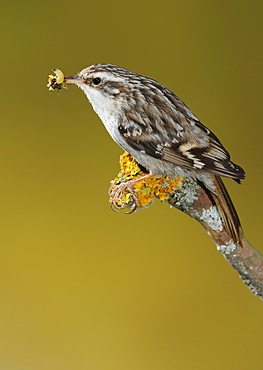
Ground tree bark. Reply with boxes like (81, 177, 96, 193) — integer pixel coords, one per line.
(168, 179, 263, 300)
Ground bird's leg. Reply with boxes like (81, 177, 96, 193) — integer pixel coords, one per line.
(109, 173, 154, 213)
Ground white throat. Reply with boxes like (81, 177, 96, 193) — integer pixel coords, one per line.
(78, 83, 122, 143)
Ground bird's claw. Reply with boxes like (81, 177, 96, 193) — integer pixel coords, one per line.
(109, 182, 139, 214)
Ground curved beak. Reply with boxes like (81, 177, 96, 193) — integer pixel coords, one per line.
(64, 75, 83, 84)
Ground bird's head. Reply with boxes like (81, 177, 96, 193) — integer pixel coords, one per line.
(72, 64, 141, 95)
(65, 64, 163, 117)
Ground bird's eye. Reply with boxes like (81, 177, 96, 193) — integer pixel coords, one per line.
(92, 77, 102, 85)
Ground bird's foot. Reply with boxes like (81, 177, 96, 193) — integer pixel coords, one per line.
(108, 173, 153, 214)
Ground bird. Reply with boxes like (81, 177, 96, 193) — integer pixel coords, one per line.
(65, 63, 245, 244)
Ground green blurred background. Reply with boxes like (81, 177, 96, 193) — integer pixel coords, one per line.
(1, 0, 262, 369)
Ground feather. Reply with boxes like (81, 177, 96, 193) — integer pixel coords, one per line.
(208, 176, 242, 244)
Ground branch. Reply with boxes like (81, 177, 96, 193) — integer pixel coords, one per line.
(168, 179, 263, 299)
(109, 152, 263, 300)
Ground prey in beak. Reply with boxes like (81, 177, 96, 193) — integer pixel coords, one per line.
(47, 69, 83, 91)
(47, 69, 68, 91)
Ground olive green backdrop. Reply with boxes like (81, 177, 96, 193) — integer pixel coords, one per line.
(1, 0, 262, 369)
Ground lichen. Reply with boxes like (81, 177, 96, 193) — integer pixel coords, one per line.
(172, 178, 200, 211)
(200, 206, 223, 231)
(217, 241, 236, 255)
(110, 152, 183, 210)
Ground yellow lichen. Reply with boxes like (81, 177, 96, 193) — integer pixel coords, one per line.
(110, 152, 183, 210)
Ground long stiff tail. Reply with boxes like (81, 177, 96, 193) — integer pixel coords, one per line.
(209, 176, 242, 245)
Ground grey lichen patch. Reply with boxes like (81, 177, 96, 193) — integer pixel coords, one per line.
(173, 179, 200, 211)
(200, 206, 223, 231)
(217, 241, 236, 255)
(238, 269, 262, 299)
(245, 280, 262, 299)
